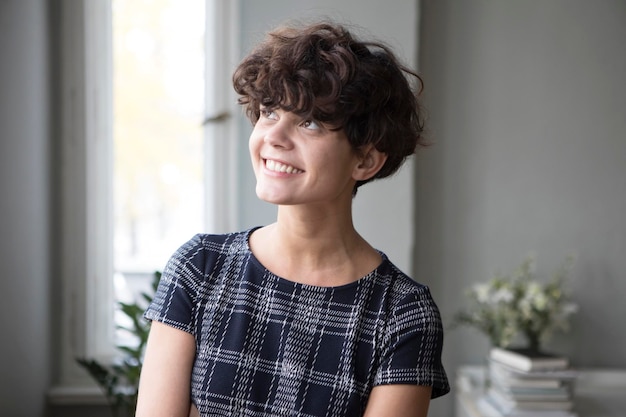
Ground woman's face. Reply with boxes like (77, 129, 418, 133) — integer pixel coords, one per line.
(249, 107, 361, 207)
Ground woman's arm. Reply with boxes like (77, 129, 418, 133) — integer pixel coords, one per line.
(363, 384, 432, 417)
(135, 321, 196, 417)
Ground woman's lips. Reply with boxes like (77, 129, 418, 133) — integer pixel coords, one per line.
(264, 159, 303, 174)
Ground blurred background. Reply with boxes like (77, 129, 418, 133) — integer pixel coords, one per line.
(1, 0, 624, 416)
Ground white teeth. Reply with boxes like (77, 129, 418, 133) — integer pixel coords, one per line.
(265, 159, 302, 174)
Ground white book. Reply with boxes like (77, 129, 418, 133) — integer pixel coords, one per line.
(491, 385, 571, 402)
(487, 387, 574, 412)
(490, 363, 565, 388)
(489, 359, 578, 380)
(490, 347, 570, 372)
(479, 395, 578, 417)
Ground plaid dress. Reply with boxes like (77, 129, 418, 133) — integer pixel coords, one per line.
(145, 228, 449, 416)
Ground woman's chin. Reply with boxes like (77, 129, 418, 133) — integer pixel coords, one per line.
(255, 188, 291, 205)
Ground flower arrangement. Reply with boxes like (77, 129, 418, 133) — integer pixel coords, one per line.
(451, 255, 578, 351)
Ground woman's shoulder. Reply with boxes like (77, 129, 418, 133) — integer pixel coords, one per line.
(374, 256, 444, 340)
(176, 227, 258, 257)
(375, 255, 438, 308)
(164, 227, 259, 277)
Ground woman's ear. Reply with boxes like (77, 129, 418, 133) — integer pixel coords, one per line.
(352, 145, 388, 182)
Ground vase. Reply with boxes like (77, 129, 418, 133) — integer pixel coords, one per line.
(523, 329, 542, 352)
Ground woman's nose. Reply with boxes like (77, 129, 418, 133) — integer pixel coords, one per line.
(264, 121, 293, 148)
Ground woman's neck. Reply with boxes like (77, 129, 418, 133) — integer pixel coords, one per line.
(249, 205, 381, 287)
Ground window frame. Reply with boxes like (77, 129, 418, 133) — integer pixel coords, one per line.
(49, 0, 240, 403)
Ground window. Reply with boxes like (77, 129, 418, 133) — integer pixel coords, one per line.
(52, 0, 239, 395)
(112, 0, 207, 344)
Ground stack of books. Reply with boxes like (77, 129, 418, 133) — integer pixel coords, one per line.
(479, 347, 578, 417)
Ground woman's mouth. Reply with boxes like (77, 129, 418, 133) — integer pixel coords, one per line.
(264, 159, 303, 174)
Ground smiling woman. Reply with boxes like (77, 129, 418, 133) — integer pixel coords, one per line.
(136, 20, 449, 417)
(249, 107, 364, 207)
(233, 23, 428, 194)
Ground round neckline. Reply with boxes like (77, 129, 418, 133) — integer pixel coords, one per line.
(244, 226, 387, 291)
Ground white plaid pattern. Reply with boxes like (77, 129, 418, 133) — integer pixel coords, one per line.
(145, 228, 449, 416)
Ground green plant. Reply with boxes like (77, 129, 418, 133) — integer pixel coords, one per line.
(451, 255, 578, 350)
(76, 271, 160, 417)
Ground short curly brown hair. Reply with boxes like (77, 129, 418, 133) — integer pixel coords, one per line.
(233, 21, 427, 191)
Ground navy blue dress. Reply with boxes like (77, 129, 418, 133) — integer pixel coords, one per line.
(145, 228, 449, 416)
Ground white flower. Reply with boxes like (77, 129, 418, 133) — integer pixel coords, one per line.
(452, 254, 578, 349)
(492, 288, 514, 304)
(473, 283, 491, 303)
(533, 292, 549, 311)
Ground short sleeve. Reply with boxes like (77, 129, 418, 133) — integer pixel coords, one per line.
(143, 234, 205, 335)
(374, 286, 450, 398)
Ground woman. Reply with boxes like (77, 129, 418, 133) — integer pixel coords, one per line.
(136, 20, 449, 417)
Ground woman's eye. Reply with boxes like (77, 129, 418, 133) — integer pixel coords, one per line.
(302, 120, 320, 130)
(260, 109, 277, 120)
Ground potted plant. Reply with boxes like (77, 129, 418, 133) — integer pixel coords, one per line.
(451, 255, 578, 351)
(76, 271, 160, 417)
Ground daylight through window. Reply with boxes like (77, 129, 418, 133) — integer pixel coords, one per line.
(112, 0, 206, 343)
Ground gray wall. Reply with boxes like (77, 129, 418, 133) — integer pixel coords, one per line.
(2, 1, 625, 416)
(0, 1, 52, 416)
(417, 1, 626, 415)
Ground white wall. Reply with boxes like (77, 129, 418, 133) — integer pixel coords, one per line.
(235, 0, 419, 273)
(418, 1, 626, 415)
(0, 1, 52, 416)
